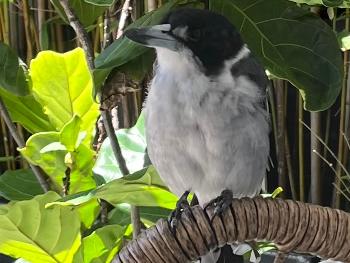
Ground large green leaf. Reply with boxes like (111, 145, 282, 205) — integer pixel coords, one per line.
(0, 88, 54, 133)
(19, 117, 96, 194)
(0, 192, 81, 263)
(76, 225, 127, 263)
(51, 0, 107, 27)
(48, 166, 178, 210)
(0, 43, 28, 96)
(211, 0, 343, 111)
(30, 48, 99, 133)
(0, 169, 45, 201)
(94, 112, 147, 182)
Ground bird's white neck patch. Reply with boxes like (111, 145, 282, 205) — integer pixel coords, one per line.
(226, 44, 250, 67)
(216, 45, 250, 85)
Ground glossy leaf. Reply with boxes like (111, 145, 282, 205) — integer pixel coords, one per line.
(51, 0, 107, 27)
(30, 48, 99, 134)
(94, 112, 146, 182)
(0, 169, 44, 201)
(48, 166, 178, 210)
(0, 192, 81, 263)
(78, 225, 126, 263)
(211, 0, 343, 111)
(0, 42, 28, 95)
(0, 88, 53, 133)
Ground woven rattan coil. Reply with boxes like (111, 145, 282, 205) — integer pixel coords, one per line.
(113, 197, 350, 262)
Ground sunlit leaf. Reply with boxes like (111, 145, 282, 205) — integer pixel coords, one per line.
(48, 166, 177, 210)
(0, 192, 81, 263)
(19, 117, 96, 194)
(30, 48, 99, 136)
(76, 225, 127, 263)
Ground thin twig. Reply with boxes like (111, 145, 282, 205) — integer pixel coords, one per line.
(102, 110, 129, 175)
(58, 0, 94, 70)
(0, 98, 49, 191)
(116, 0, 131, 39)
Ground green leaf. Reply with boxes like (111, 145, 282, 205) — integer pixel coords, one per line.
(338, 30, 350, 51)
(78, 225, 126, 263)
(118, 50, 156, 82)
(94, 112, 146, 182)
(30, 48, 99, 134)
(0, 192, 81, 263)
(51, 0, 107, 27)
(60, 115, 83, 151)
(19, 119, 96, 194)
(95, 166, 177, 209)
(211, 0, 343, 111)
(77, 199, 100, 229)
(0, 42, 28, 96)
(48, 166, 178, 210)
(108, 204, 171, 227)
(84, 0, 114, 6)
(0, 169, 45, 201)
(0, 88, 54, 133)
(94, 1, 175, 69)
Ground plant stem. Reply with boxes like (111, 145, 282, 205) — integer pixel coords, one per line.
(0, 98, 49, 191)
(117, 0, 131, 39)
(37, 0, 45, 50)
(310, 112, 322, 204)
(275, 79, 287, 195)
(334, 9, 350, 208)
(285, 128, 297, 200)
(22, 0, 33, 63)
(298, 95, 305, 201)
(147, 0, 158, 11)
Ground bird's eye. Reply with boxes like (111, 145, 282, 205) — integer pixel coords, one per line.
(189, 29, 201, 41)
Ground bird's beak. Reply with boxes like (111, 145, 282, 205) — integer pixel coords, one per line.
(124, 24, 181, 51)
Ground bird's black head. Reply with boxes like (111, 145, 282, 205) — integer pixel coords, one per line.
(125, 8, 244, 75)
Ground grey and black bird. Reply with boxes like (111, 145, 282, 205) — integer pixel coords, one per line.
(125, 8, 270, 263)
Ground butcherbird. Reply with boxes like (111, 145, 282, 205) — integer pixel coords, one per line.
(125, 8, 270, 263)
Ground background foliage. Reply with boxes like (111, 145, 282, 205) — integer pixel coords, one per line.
(0, 0, 349, 262)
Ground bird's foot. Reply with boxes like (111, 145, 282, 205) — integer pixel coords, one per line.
(206, 189, 233, 220)
(168, 190, 190, 231)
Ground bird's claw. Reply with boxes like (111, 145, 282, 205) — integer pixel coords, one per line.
(169, 191, 190, 232)
(206, 189, 233, 220)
